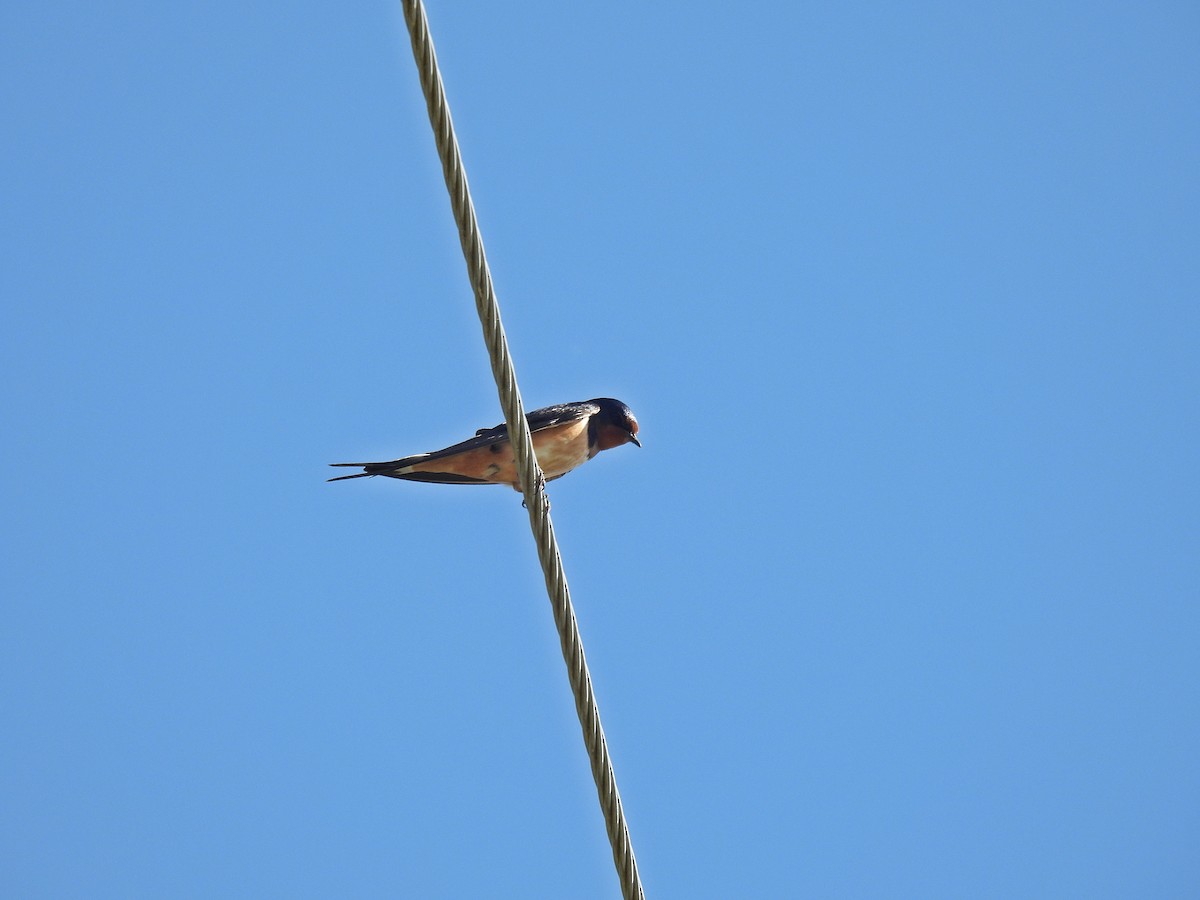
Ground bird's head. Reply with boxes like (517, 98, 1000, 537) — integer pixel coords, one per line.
(593, 398, 641, 450)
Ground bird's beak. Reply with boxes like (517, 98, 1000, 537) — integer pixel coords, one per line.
(629, 433, 642, 448)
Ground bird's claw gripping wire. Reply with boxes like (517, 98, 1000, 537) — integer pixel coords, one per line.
(522, 471, 549, 511)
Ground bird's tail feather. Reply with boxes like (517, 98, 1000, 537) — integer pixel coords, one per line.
(327, 460, 389, 482)
(327, 470, 375, 482)
(328, 457, 417, 482)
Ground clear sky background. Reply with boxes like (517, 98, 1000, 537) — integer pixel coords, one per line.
(3, 2, 1198, 898)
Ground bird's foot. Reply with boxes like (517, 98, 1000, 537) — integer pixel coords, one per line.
(521, 472, 549, 511)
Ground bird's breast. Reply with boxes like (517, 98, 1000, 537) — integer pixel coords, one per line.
(531, 417, 593, 480)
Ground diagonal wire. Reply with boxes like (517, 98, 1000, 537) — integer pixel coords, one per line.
(399, 3, 645, 898)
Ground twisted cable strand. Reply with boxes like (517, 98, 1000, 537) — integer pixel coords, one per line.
(400, 4, 645, 898)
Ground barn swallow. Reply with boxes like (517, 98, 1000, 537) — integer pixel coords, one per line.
(328, 398, 640, 489)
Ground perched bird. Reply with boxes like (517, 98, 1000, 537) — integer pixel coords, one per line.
(329, 398, 640, 489)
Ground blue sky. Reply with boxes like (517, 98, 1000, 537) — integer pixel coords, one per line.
(3, 2, 1198, 897)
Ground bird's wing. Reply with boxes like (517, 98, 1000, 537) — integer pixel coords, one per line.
(472, 400, 601, 440)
